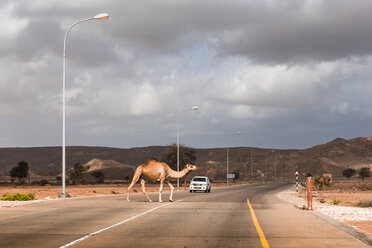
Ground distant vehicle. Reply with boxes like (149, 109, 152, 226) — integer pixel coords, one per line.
(189, 176, 211, 193)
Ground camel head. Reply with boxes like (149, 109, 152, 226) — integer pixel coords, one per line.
(185, 164, 198, 171)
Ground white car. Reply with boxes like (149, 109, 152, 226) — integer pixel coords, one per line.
(190, 176, 211, 193)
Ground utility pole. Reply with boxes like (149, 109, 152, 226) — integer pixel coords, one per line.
(250, 148, 253, 182)
(265, 153, 268, 181)
(250, 143, 262, 183)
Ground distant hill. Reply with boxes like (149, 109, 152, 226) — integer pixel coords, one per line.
(83, 159, 135, 183)
(0, 137, 371, 182)
(85, 159, 135, 172)
(0, 146, 166, 177)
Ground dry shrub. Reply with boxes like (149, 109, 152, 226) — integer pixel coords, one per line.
(358, 183, 372, 191)
(357, 200, 372, 207)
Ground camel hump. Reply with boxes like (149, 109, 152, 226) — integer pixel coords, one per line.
(144, 158, 159, 164)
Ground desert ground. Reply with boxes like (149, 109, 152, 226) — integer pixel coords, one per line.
(304, 179, 372, 207)
(0, 181, 248, 199)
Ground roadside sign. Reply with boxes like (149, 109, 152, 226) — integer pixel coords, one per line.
(227, 174, 235, 179)
(295, 171, 299, 176)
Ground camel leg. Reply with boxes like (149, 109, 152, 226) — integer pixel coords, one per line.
(127, 178, 139, 202)
(127, 168, 142, 202)
(140, 179, 152, 202)
(158, 179, 164, 203)
(167, 181, 174, 202)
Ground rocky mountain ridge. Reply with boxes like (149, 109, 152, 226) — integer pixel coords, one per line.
(0, 137, 371, 181)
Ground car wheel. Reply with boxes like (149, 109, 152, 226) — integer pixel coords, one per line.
(190, 190, 192, 193)
(208, 188, 211, 193)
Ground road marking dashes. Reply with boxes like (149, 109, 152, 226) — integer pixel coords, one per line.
(59, 199, 183, 248)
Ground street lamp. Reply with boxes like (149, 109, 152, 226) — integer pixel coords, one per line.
(177, 106, 199, 190)
(60, 13, 109, 198)
(250, 142, 262, 183)
(227, 132, 241, 186)
(265, 149, 274, 182)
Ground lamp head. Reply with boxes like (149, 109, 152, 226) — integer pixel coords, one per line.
(94, 13, 109, 22)
(192, 106, 199, 111)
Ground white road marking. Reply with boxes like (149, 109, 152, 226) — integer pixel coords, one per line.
(59, 200, 182, 248)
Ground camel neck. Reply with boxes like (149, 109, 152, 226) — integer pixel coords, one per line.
(169, 168, 189, 178)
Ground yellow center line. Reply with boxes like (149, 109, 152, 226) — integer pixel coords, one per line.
(247, 198, 270, 248)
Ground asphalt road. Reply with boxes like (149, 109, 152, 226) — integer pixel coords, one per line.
(0, 183, 370, 248)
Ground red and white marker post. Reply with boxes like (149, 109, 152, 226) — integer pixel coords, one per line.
(306, 176, 313, 210)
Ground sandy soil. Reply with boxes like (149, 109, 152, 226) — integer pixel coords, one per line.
(313, 191, 372, 207)
(1, 184, 162, 199)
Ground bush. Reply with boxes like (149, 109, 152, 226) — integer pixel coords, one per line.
(9, 161, 29, 183)
(319, 198, 325, 203)
(313, 176, 320, 188)
(91, 171, 105, 184)
(358, 183, 372, 191)
(342, 168, 356, 179)
(359, 167, 371, 181)
(39, 180, 49, 186)
(31, 180, 51, 186)
(332, 200, 341, 205)
(357, 200, 372, 208)
(1, 193, 35, 201)
(68, 162, 89, 185)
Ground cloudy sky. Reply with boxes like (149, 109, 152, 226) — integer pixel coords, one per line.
(1, 0, 372, 149)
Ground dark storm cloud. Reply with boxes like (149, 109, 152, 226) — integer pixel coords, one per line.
(10, 0, 372, 63)
(14, 20, 61, 60)
(1, 0, 372, 149)
(96, 0, 372, 63)
(217, 0, 372, 63)
(67, 35, 118, 67)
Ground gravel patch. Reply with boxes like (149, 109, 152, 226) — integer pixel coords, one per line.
(316, 204, 372, 222)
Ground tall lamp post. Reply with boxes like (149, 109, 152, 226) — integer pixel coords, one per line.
(177, 106, 199, 190)
(250, 142, 262, 183)
(60, 13, 109, 198)
(266, 150, 274, 181)
(227, 132, 241, 186)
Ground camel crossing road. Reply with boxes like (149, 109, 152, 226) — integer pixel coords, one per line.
(127, 158, 197, 203)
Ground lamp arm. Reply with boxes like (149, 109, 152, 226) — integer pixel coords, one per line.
(63, 17, 95, 57)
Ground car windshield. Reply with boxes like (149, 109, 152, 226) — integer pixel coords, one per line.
(192, 178, 206, 182)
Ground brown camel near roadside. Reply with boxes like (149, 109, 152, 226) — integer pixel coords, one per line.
(127, 158, 197, 202)
(322, 173, 333, 184)
(315, 173, 333, 190)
